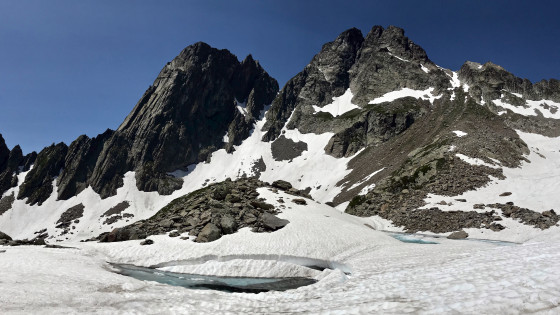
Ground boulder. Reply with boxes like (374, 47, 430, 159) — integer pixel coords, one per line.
(220, 215, 237, 235)
(447, 230, 469, 239)
(0, 231, 12, 241)
(140, 239, 154, 245)
(292, 198, 307, 205)
(261, 213, 289, 231)
(272, 180, 293, 191)
(196, 223, 221, 243)
(250, 200, 275, 210)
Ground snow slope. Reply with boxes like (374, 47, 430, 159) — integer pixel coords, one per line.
(2, 186, 560, 313)
(369, 87, 442, 105)
(312, 88, 360, 117)
(422, 130, 560, 242)
(493, 97, 560, 119)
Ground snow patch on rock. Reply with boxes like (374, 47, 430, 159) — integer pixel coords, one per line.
(312, 88, 360, 117)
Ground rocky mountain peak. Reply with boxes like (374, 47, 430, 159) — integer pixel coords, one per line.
(263, 25, 451, 141)
(359, 25, 430, 64)
(333, 27, 364, 46)
(0, 134, 9, 171)
(457, 59, 560, 103)
(13, 42, 278, 204)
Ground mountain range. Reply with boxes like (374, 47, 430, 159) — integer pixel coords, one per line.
(1, 25, 559, 243)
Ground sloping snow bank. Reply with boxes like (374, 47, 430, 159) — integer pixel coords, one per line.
(421, 131, 560, 242)
(82, 188, 397, 272)
(369, 87, 442, 105)
(312, 88, 360, 117)
(493, 97, 560, 119)
(2, 220, 560, 313)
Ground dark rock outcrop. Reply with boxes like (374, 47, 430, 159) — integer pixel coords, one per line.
(53, 42, 277, 199)
(262, 28, 364, 141)
(57, 130, 114, 200)
(56, 204, 85, 232)
(18, 143, 68, 205)
(9, 42, 278, 201)
(102, 201, 130, 217)
(0, 193, 15, 216)
(0, 230, 12, 241)
(271, 136, 308, 161)
(262, 25, 450, 145)
(98, 178, 293, 243)
(0, 145, 23, 195)
(458, 61, 560, 103)
(0, 135, 9, 171)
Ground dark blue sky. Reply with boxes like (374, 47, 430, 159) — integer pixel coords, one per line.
(1, 0, 559, 153)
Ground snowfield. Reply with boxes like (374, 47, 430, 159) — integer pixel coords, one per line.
(1, 190, 560, 313)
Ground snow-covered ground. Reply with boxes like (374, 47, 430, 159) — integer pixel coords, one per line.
(0, 102, 360, 242)
(312, 88, 360, 117)
(422, 130, 560, 243)
(1, 188, 559, 314)
(493, 96, 560, 119)
(369, 87, 442, 105)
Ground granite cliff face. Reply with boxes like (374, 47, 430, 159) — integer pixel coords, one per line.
(13, 43, 278, 204)
(0, 135, 36, 202)
(263, 26, 450, 142)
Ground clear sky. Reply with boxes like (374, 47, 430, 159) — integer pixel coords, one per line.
(1, 0, 559, 153)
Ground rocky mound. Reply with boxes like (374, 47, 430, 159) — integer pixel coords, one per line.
(98, 178, 308, 243)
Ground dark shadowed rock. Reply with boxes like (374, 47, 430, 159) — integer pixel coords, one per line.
(57, 130, 114, 200)
(140, 239, 154, 245)
(272, 180, 292, 191)
(0, 193, 15, 216)
(261, 212, 289, 231)
(196, 223, 221, 242)
(0, 231, 12, 241)
(102, 201, 130, 217)
(263, 28, 364, 141)
(89, 42, 278, 197)
(271, 136, 308, 161)
(18, 143, 68, 205)
(20, 42, 278, 201)
(0, 135, 9, 171)
(56, 204, 85, 232)
(220, 214, 237, 235)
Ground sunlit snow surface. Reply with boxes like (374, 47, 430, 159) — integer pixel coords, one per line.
(493, 97, 560, 119)
(369, 87, 442, 105)
(453, 130, 468, 137)
(312, 88, 360, 117)
(1, 189, 559, 314)
(424, 131, 560, 243)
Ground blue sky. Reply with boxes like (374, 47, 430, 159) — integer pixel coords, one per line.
(1, 0, 559, 153)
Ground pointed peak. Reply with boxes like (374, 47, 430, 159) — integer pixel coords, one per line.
(385, 25, 405, 36)
(336, 27, 364, 42)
